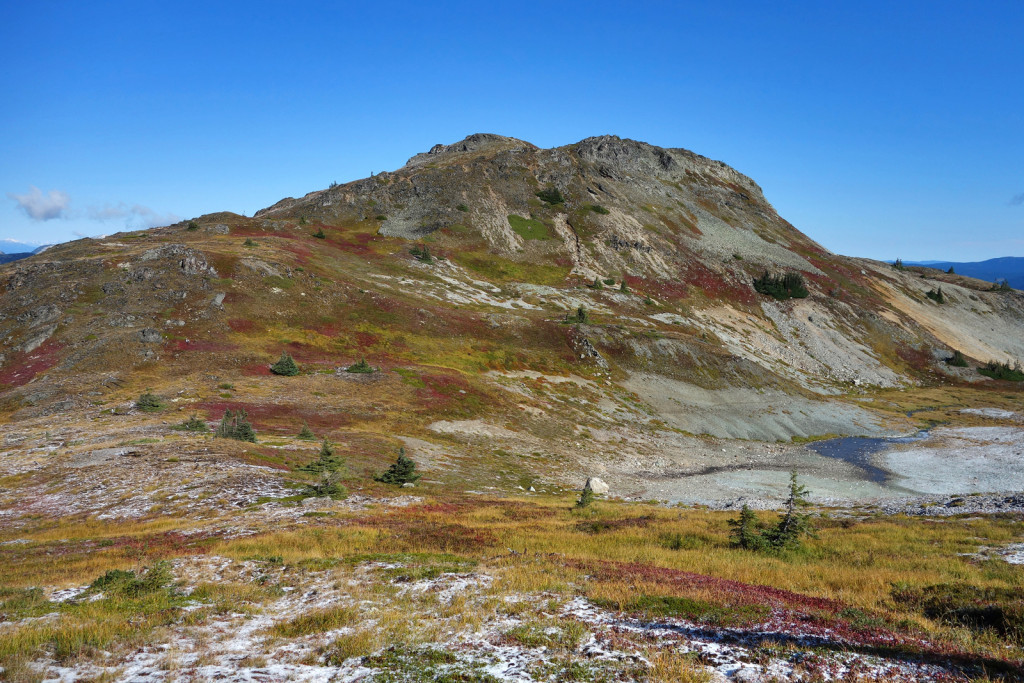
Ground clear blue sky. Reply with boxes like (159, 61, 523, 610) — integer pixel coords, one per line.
(2, 1, 1022, 261)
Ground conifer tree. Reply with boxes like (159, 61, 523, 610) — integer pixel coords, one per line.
(727, 505, 763, 550)
(270, 352, 300, 376)
(215, 409, 256, 442)
(764, 471, 816, 550)
(375, 447, 420, 485)
(297, 422, 316, 440)
(575, 485, 594, 509)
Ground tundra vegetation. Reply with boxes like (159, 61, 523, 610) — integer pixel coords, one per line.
(1, 135, 1023, 680)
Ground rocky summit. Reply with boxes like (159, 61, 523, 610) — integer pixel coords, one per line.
(2, 135, 1024, 681)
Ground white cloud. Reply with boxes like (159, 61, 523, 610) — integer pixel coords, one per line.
(7, 186, 71, 221)
(87, 202, 179, 228)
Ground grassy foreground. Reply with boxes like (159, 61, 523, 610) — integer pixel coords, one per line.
(1, 492, 1022, 681)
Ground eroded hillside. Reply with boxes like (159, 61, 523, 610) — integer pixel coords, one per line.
(3, 135, 1024, 682)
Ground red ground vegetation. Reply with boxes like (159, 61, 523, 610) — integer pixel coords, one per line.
(0, 339, 64, 388)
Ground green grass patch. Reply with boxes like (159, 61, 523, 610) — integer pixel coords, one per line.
(600, 595, 770, 627)
(453, 252, 568, 285)
(264, 275, 294, 290)
(271, 605, 359, 637)
(507, 215, 551, 240)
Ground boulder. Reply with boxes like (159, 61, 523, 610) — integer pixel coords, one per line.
(584, 477, 609, 495)
(138, 328, 163, 343)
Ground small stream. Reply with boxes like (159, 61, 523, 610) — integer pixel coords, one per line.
(806, 430, 930, 484)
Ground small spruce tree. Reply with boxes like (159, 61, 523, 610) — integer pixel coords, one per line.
(346, 358, 375, 373)
(619, 280, 630, 293)
(947, 266, 955, 274)
(270, 352, 300, 376)
(300, 438, 344, 474)
(574, 485, 594, 509)
(764, 471, 816, 550)
(215, 409, 257, 442)
(135, 392, 164, 412)
(307, 470, 347, 499)
(177, 414, 209, 432)
(375, 447, 420, 485)
(297, 422, 316, 440)
(312, 227, 326, 239)
(727, 504, 764, 550)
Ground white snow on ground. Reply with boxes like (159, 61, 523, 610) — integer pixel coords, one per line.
(960, 408, 1019, 420)
(13, 557, 963, 682)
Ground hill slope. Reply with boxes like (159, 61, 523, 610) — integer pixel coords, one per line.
(0, 134, 1022, 504)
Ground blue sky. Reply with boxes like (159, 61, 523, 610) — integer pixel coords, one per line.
(2, 1, 1021, 261)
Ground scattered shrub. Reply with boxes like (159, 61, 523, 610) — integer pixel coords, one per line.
(535, 186, 565, 205)
(456, 203, 469, 212)
(602, 277, 615, 286)
(588, 204, 610, 215)
(345, 358, 375, 374)
(215, 409, 257, 442)
(312, 228, 326, 239)
(893, 583, 1024, 641)
(85, 561, 174, 598)
(172, 414, 209, 432)
(375, 448, 420, 485)
(409, 244, 433, 263)
(270, 352, 300, 376)
(752, 271, 809, 300)
(947, 350, 968, 367)
(243, 237, 258, 247)
(564, 306, 589, 324)
(978, 360, 1024, 382)
(990, 279, 1013, 292)
(590, 277, 604, 290)
(925, 287, 945, 304)
(135, 392, 164, 412)
(186, 221, 199, 231)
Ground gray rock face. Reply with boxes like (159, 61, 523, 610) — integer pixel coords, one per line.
(18, 324, 57, 353)
(138, 328, 163, 343)
(140, 244, 217, 277)
(239, 258, 282, 277)
(585, 477, 609, 494)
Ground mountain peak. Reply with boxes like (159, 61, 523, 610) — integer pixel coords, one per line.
(403, 133, 536, 168)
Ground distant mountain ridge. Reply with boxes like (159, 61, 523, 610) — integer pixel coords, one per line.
(905, 257, 1024, 289)
(0, 244, 50, 265)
